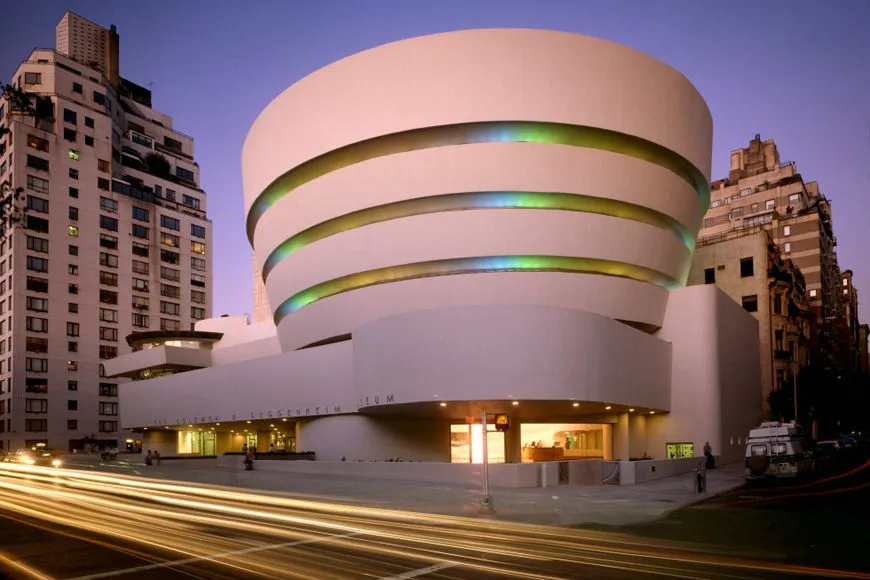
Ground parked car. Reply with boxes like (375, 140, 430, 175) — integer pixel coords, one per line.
(3, 448, 64, 468)
(812, 440, 841, 471)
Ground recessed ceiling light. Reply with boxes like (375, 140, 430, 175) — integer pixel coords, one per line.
(511, 401, 519, 406)
(629, 408, 635, 412)
(216, 423, 220, 426)
(246, 420, 252, 424)
(649, 411, 655, 415)
(439, 402, 447, 407)
(605, 406, 612, 410)
(282, 418, 287, 422)
(572, 402, 580, 407)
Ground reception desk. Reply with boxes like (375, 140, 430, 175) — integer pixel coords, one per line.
(522, 446, 564, 462)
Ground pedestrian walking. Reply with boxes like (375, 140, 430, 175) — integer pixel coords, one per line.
(145, 450, 153, 466)
(703, 441, 715, 469)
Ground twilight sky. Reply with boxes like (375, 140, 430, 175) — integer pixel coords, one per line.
(2, 0, 869, 320)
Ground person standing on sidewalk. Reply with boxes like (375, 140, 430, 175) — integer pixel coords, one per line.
(703, 441, 715, 469)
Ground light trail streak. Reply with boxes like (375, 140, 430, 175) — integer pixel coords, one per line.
(0, 463, 867, 579)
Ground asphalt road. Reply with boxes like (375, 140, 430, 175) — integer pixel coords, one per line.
(0, 460, 867, 580)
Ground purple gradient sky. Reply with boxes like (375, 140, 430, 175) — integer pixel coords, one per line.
(3, 1, 869, 319)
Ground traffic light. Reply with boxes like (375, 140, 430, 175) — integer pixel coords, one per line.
(494, 413, 510, 432)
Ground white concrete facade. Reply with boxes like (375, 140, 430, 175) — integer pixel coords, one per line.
(109, 29, 761, 472)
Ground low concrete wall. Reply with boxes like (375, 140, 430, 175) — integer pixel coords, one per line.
(620, 456, 708, 485)
(569, 459, 603, 485)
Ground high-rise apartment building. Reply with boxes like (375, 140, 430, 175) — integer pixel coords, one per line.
(697, 135, 854, 377)
(0, 12, 212, 451)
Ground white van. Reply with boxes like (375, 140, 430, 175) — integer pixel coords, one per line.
(745, 421, 813, 479)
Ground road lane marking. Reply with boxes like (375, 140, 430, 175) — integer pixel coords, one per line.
(65, 531, 363, 579)
(378, 562, 460, 579)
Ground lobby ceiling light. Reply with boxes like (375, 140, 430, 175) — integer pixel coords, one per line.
(439, 402, 447, 407)
(246, 420, 252, 424)
(605, 406, 612, 410)
(216, 423, 220, 426)
(649, 411, 656, 415)
(572, 402, 580, 407)
(629, 408, 635, 412)
(270, 424, 274, 427)
(511, 401, 519, 406)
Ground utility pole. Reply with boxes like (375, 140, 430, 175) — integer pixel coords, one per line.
(478, 406, 495, 514)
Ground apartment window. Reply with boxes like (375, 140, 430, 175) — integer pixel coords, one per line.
(788, 193, 800, 205)
(764, 199, 775, 210)
(25, 378, 48, 393)
(99, 290, 118, 305)
(26, 358, 47, 372)
(68, 381, 77, 391)
(191, 307, 205, 320)
(191, 274, 206, 287)
(68, 225, 79, 237)
(99, 252, 118, 268)
(160, 301, 180, 315)
(26, 317, 48, 333)
(773, 295, 783, 315)
(84, 136, 94, 147)
(27, 154, 49, 171)
(24, 72, 42, 85)
(68, 303, 78, 313)
(176, 167, 195, 182)
(740, 257, 754, 278)
(99, 308, 118, 323)
(99, 383, 118, 397)
(25, 419, 47, 432)
(27, 175, 49, 193)
(190, 241, 206, 255)
(132, 224, 149, 239)
(98, 159, 110, 173)
(784, 242, 791, 253)
(68, 207, 79, 221)
(100, 215, 119, 231)
(68, 341, 78, 353)
(93, 91, 106, 106)
(132, 313, 149, 328)
(191, 224, 206, 239)
(25, 337, 48, 353)
(98, 177, 110, 191)
(750, 203, 759, 213)
(66, 322, 80, 337)
(85, 116, 94, 128)
(191, 257, 206, 271)
(809, 289, 817, 298)
(164, 136, 183, 152)
(131, 132, 152, 148)
(27, 256, 48, 273)
(100, 197, 118, 212)
(160, 216, 180, 231)
(26, 196, 49, 213)
(72, 82, 82, 94)
(182, 194, 201, 209)
(161, 318, 180, 331)
(132, 206, 150, 222)
(132, 278, 149, 292)
(26, 276, 48, 292)
(68, 264, 78, 275)
(132, 260, 149, 275)
(99, 346, 118, 360)
(68, 283, 79, 294)
(703, 217, 713, 228)
(132, 295, 149, 310)
(741, 295, 759, 313)
(25, 399, 47, 413)
(27, 135, 49, 152)
(68, 168, 79, 180)
(99, 271, 118, 286)
(63, 108, 77, 125)
(68, 400, 78, 411)
(191, 290, 206, 304)
(68, 149, 80, 160)
(99, 421, 118, 433)
(99, 234, 118, 250)
(160, 232, 179, 247)
(783, 225, 791, 236)
(67, 360, 78, 371)
(26, 236, 48, 253)
(99, 401, 119, 416)
(68, 420, 78, 430)
(132, 243, 149, 257)
(26, 215, 49, 233)
(165, 189, 176, 201)
(160, 284, 180, 299)
(69, 245, 79, 256)
(69, 187, 79, 198)
(64, 129, 77, 142)
(26, 297, 48, 312)
(160, 250, 179, 265)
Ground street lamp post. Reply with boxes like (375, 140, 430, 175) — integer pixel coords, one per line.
(478, 406, 494, 514)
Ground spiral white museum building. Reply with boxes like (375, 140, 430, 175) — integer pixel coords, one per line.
(106, 29, 761, 479)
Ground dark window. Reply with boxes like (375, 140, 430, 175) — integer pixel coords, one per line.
(99, 234, 118, 250)
(63, 127, 76, 142)
(99, 421, 117, 433)
(68, 400, 78, 411)
(740, 257, 754, 278)
(68, 381, 78, 391)
(176, 167, 195, 182)
(85, 116, 94, 128)
(99, 289, 118, 305)
(100, 216, 119, 231)
(72, 82, 82, 94)
(132, 206, 150, 221)
(27, 195, 48, 213)
(63, 108, 77, 124)
(24, 72, 41, 84)
(26, 215, 49, 233)
(69, 187, 79, 198)
(93, 91, 106, 106)
(132, 224, 149, 239)
(25, 378, 48, 393)
(99, 346, 118, 360)
(26, 155, 49, 171)
(69, 168, 78, 179)
(69, 207, 79, 220)
(69, 245, 79, 255)
(191, 224, 206, 239)
(97, 177, 110, 191)
(160, 215, 180, 231)
(26, 276, 48, 292)
(25, 419, 47, 432)
(132, 244, 149, 257)
(742, 295, 758, 313)
(160, 250, 179, 264)
(68, 419, 78, 430)
(99, 383, 118, 397)
(182, 194, 200, 209)
(704, 268, 715, 284)
(84, 135, 94, 147)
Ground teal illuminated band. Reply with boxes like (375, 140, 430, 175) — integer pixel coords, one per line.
(247, 121, 710, 242)
(273, 255, 681, 324)
(261, 191, 695, 280)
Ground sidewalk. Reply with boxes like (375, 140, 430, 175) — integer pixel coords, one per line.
(63, 455, 746, 527)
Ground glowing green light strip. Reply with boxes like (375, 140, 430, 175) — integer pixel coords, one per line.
(247, 121, 709, 242)
(261, 191, 695, 280)
(273, 255, 681, 324)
